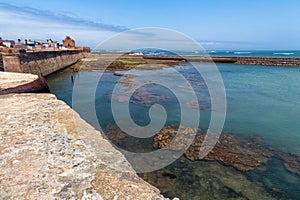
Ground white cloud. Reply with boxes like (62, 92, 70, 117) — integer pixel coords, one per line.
(0, 3, 127, 47)
(198, 40, 259, 50)
(0, 3, 260, 50)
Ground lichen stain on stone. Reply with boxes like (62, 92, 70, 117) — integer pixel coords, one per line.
(54, 108, 81, 140)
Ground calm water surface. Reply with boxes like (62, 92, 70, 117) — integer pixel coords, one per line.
(47, 62, 300, 199)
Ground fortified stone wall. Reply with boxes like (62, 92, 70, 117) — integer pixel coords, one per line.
(0, 53, 3, 67)
(143, 55, 300, 66)
(235, 57, 300, 66)
(2, 50, 87, 76)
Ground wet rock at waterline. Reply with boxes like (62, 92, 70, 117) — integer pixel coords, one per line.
(153, 126, 300, 173)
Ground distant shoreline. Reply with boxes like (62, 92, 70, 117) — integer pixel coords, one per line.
(88, 52, 300, 67)
(143, 55, 300, 66)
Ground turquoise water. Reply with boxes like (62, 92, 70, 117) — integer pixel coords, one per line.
(218, 63, 300, 154)
(182, 50, 300, 57)
(46, 62, 300, 199)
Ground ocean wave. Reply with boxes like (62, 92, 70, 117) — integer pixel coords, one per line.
(273, 53, 295, 56)
(234, 52, 252, 54)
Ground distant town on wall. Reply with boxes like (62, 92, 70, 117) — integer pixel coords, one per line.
(0, 36, 76, 51)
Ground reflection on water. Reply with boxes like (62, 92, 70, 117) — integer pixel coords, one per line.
(47, 62, 300, 199)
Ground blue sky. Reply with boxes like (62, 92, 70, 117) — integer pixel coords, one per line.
(0, 0, 299, 50)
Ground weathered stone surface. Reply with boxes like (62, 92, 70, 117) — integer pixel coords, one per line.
(0, 93, 167, 199)
(0, 72, 49, 94)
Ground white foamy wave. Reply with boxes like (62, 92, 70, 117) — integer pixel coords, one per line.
(274, 53, 295, 56)
(234, 52, 252, 54)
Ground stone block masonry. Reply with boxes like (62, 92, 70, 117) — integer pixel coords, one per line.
(2, 50, 87, 76)
(235, 56, 300, 66)
(0, 53, 3, 68)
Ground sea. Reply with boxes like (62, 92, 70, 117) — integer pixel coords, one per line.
(177, 50, 300, 57)
(47, 50, 300, 200)
(97, 49, 300, 58)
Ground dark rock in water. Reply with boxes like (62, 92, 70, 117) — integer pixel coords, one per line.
(103, 124, 128, 144)
(277, 152, 300, 176)
(162, 171, 177, 179)
(139, 171, 177, 196)
(186, 134, 274, 171)
(139, 157, 276, 200)
(153, 126, 273, 171)
(129, 86, 170, 107)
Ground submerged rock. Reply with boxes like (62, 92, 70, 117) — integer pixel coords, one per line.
(140, 157, 276, 200)
(105, 124, 300, 178)
(153, 126, 273, 171)
(186, 134, 273, 171)
(277, 152, 300, 176)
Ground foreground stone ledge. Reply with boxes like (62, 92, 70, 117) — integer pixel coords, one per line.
(0, 93, 166, 199)
(0, 72, 49, 94)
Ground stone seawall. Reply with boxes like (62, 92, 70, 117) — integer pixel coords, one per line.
(143, 55, 300, 66)
(234, 56, 300, 66)
(2, 50, 87, 76)
(0, 53, 3, 67)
